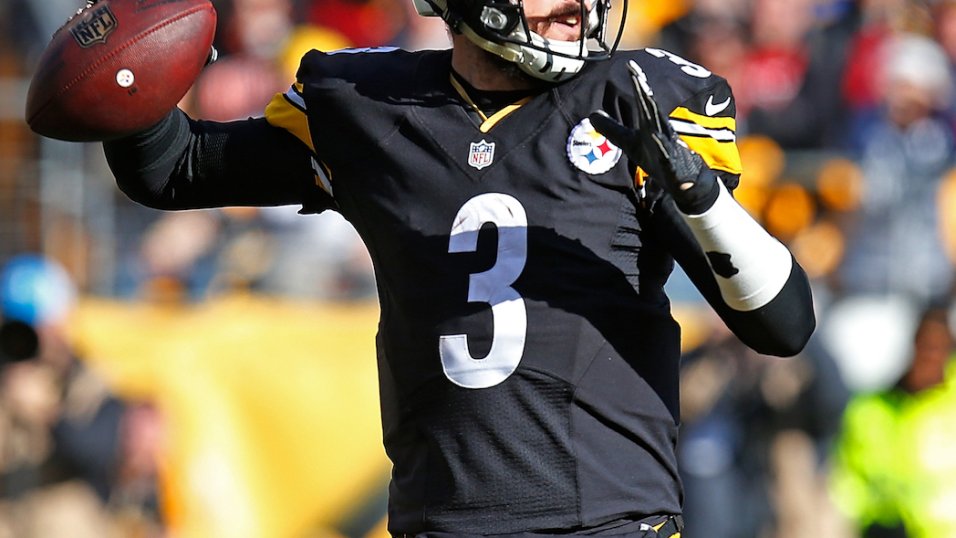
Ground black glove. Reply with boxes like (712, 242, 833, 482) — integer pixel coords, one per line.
(589, 60, 719, 214)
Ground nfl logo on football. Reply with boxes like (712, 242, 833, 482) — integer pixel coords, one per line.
(70, 5, 118, 48)
(468, 140, 495, 170)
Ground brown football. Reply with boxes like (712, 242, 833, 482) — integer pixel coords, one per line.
(25, 0, 216, 142)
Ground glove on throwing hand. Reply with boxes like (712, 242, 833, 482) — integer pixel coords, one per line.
(589, 60, 719, 214)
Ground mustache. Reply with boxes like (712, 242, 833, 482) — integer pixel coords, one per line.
(547, 0, 590, 18)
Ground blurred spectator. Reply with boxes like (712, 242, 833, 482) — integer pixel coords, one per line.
(277, 24, 352, 79)
(837, 33, 956, 300)
(398, 0, 451, 51)
(678, 319, 849, 538)
(840, 0, 911, 116)
(189, 0, 294, 120)
(115, 210, 223, 302)
(622, 0, 690, 47)
(931, 0, 956, 124)
(255, 208, 376, 301)
(658, 0, 856, 149)
(829, 302, 956, 537)
(736, 0, 815, 120)
(2, 0, 82, 65)
(845, 31, 954, 152)
(114, 204, 377, 302)
(0, 254, 163, 537)
(656, 0, 750, 84)
(745, 0, 862, 148)
(175, 0, 379, 303)
(303, 0, 410, 48)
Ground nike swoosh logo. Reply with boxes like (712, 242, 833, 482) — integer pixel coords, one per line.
(705, 95, 731, 116)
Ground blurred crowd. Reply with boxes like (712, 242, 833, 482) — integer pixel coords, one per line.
(0, 0, 956, 537)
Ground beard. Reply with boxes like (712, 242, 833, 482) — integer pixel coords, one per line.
(445, 23, 555, 90)
(480, 47, 554, 89)
(484, 49, 527, 80)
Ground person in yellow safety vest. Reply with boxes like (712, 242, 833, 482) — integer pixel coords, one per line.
(829, 302, 956, 538)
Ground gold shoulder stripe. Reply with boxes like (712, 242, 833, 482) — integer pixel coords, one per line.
(265, 84, 314, 152)
(635, 141, 740, 184)
(265, 84, 334, 195)
(668, 108, 742, 176)
(679, 134, 742, 176)
(670, 106, 736, 131)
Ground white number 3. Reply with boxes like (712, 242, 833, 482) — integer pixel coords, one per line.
(440, 193, 528, 389)
(646, 48, 711, 78)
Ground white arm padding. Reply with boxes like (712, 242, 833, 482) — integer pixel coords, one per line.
(680, 181, 793, 311)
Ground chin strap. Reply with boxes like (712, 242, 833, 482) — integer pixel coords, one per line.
(460, 24, 524, 64)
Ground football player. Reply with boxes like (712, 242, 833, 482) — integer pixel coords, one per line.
(103, 0, 815, 535)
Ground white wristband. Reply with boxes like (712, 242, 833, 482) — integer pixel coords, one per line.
(681, 182, 793, 311)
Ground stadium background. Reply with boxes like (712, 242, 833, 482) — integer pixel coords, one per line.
(2, 0, 956, 537)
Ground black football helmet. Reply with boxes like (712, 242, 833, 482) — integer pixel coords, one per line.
(412, 0, 627, 82)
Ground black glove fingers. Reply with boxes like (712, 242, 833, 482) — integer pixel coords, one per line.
(587, 60, 720, 214)
(629, 75, 655, 133)
(627, 60, 665, 136)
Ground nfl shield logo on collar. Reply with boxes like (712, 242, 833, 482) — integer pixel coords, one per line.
(468, 140, 496, 170)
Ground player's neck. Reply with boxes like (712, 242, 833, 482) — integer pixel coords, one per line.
(451, 34, 540, 91)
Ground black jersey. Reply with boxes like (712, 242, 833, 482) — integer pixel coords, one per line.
(263, 47, 741, 534)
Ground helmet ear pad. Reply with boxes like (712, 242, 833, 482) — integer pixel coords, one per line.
(463, 0, 523, 38)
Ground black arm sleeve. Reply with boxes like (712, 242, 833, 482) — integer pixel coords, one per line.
(653, 197, 816, 357)
(102, 108, 335, 213)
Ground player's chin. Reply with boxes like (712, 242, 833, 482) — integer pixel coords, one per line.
(484, 49, 545, 85)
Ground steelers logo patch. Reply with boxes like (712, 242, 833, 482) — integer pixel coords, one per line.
(566, 118, 622, 175)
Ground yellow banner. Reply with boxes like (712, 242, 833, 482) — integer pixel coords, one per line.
(69, 294, 389, 538)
